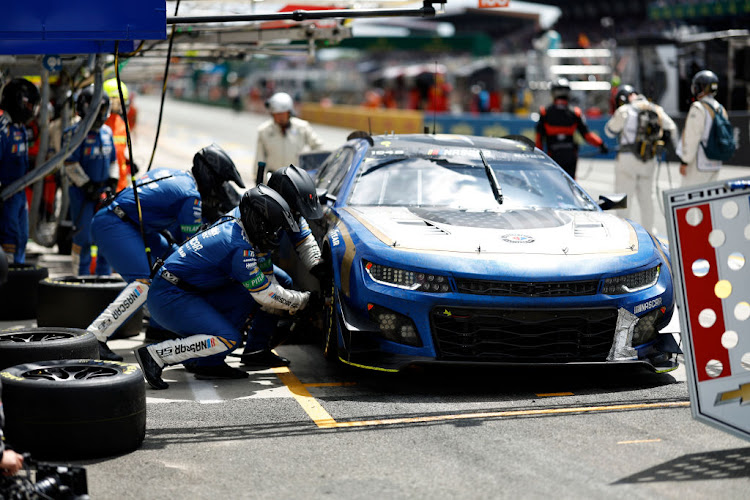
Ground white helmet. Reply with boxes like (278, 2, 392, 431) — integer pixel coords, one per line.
(265, 92, 294, 114)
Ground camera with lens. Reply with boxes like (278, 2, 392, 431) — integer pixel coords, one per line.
(0, 455, 88, 500)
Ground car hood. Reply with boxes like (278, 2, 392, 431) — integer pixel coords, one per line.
(343, 206, 638, 256)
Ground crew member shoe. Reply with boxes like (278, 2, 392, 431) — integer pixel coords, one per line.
(134, 346, 168, 390)
(98, 341, 124, 362)
(239, 349, 290, 368)
(190, 363, 249, 380)
(144, 326, 180, 342)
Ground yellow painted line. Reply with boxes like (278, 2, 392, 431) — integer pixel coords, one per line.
(274, 365, 690, 430)
(328, 401, 690, 429)
(536, 392, 574, 397)
(617, 439, 662, 445)
(303, 382, 357, 388)
(272, 367, 338, 428)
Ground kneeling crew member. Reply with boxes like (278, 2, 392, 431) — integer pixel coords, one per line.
(134, 185, 310, 389)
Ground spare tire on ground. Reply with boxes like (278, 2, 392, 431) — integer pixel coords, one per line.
(0, 327, 99, 370)
(0, 263, 49, 320)
(1, 359, 147, 459)
(36, 276, 143, 339)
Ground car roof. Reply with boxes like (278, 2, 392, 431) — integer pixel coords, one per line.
(367, 134, 535, 153)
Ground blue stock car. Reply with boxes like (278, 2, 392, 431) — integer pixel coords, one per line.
(306, 133, 680, 373)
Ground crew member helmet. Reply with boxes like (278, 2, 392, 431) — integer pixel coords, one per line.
(691, 70, 719, 98)
(192, 143, 247, 222)
(267, 165, 323, 220)
(0, 78, 41, 124)
(614, 84, 636, 108)
(76, 85, 111, 129)
(265, 92, 294, 114)
(103, 78, 129, 104)
(550, 78, 571, 99)
(239, 185, 299, 252)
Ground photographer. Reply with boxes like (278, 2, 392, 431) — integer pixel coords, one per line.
(0, 380, 24, 476)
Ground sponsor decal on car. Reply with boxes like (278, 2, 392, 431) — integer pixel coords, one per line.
(634, 296, 662, 315)
(502, 233, 535, 243)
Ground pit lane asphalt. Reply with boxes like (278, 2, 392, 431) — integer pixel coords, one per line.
(4, 96, 750, 499)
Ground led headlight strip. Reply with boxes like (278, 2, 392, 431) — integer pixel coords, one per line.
(364, 260, 450, 293)
(602, 265, 660, 295)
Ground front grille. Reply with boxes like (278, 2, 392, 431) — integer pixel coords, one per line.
(455, 278, 599, 297)
(431, 307, 618, 362)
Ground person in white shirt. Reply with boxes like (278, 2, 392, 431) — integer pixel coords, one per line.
(254, 92, 323, 183)
(605, 85, 677, 234)
(677, 70, 727, 187)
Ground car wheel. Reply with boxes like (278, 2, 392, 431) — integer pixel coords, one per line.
(0, 263, 49, 320)
(322, 275, 340, 362)
(36, 276, 143, 339)
(0, 327, 99, 370)
(1, 359, 147, 459)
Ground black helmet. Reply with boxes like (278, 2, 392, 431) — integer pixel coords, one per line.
(550, 78, 571, 99)
(614, 84, 636, 108)
(76, 85, 110, 130)
(267, 165, 323, 220)
(1, 78, 41, 124)
(192, 144, 246, 222)
(239, 185, 299, 252)
(691, 70, 719, 98)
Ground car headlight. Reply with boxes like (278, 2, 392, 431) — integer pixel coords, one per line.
(368, 303, 422, 346)
(602, 265, 660, 295)
(364, 260, 450, 293)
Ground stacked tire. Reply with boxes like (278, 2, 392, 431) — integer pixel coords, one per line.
(0, 263, 48, 320)
(0, 328, 146, 458)
(37, 275, 143, 338)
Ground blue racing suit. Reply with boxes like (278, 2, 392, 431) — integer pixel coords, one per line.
(227, 206, 323, 352)
(145, 217, 309, 368)
(92, 168, 202, 281)
(0, 111, 30, 263)
(64, 125, 116, 275)
(87, 169, 203, 342)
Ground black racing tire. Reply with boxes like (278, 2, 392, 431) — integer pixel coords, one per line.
(0, 327, 99, 370)
(56, 219, 73, 255)
(0, 263, 49, 320)
(36, 276, 143, 338)
(1, 359, 146, 459)
(0, 253, 7, 285)
(322, 270, 340, 363)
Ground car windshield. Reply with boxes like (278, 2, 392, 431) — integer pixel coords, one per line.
(346, 151, 598, 211)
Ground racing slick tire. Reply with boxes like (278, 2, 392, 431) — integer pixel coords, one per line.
(1, 359, 147, 459)
(322, 271, 341, 363)
(0, 263, 49, 320)
(36, 276, 144, 339)
(0, 327, 98, 370)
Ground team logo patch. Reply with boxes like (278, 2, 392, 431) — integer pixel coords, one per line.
(502, 233, 535, 244)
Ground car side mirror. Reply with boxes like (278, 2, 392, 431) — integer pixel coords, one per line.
(317, 188, 336, 205)
(598, 193, 627, 210)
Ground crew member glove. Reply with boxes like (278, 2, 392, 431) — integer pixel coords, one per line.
(308, 262, 328, 282)
(599, 143, 609, 155)
(82, 181, 100, 202)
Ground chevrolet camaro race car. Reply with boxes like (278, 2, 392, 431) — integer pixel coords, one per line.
(306, 133, 680, 373)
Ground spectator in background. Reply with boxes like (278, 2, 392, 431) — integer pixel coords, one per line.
(677, 70, 728, 187)
(254, 92, 323, 183)
(536, 78, 607, 179)
(0, 78, 41, 264)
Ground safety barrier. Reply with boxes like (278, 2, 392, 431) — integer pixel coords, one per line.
(299, 103, 424, 135)
(301, 105, 750, 166)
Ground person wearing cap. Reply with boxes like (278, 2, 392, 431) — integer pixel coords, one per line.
(677, 70, 728, 187)
(254, 92, 323, 183)
(535, 77, 607, 179)
(102, 78, 135, 192)
(0, 78, 40, 263)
